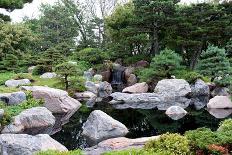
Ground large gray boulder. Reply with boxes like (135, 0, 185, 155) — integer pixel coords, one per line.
(85, 136, 159, 155)
(2, 107, 55, 135)
(207, 96, 232, 109)
(0, 134, 67, 155)
(0, 91, 26, 106)
(191, 79, 209, 96)
(154, 79, 191, 97)
(82, 110, 129, 146)
(165, 106, 188, 120)
(85, 81, 98, 94)
(122, 82, 148, 93)
(110, 92, 191, 110)
(211, 87, 230, 97)
(98, 81, 112, 98)
(21, 86, 81, 124)
(5, 79, 31, 87)
(40, 72, 57, 79)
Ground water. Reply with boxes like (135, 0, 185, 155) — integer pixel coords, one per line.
(52, 103, 232, 150)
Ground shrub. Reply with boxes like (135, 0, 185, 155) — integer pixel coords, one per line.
(218, 119, 232, 132)
(36, 150, 82, 155)
(13, 73, 35, 82)
(68, 76, 86, 96)
(173, 69, 210, 83)
(123, 54, 151, 65)
(103, 149, 160, 155)
(74, 48, 109, 64)
(136, 68, 156, 82)
(32, 65, 50, 76)
(144, 133, 190, 155)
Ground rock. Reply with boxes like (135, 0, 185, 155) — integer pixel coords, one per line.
(2, 107, 55, 135)
(93, 74, 103, 83)
(28, 66, 36, 73)
(207, 83, 216, 91)
(98, 81, 112, 98)
(122, 82, 148, 93)
(211, 87, 229, 97)
(124, 67, 134, 80)
(21, 86, 81, 125)
(101, 70, 111, 83)
(126, 74, 137, 86)
(154, 79, 191, 97)
(165, 106, 188, 120)
(82, 110, 129, 146)
(191, 96, 209, 110)
(84, 71, 93, 81)
(0, 91, 26, 106)
(110, 92, 191, 110)
(74, 91, 97, 101)
(191, 79, 209, 96)
(85, 136, 159, 155)
(40, 72, 57, 79)
(5, 79, 31, 87)
(85, 81, 98, 94)
(207, 96, 232, 109)
(0, 134, 67, 155)
(208, 109, 232, 119)
(133, 60, 149, 68)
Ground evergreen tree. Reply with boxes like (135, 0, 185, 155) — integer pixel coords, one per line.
(197, 45, 231, 84)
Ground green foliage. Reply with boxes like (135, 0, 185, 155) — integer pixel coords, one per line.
(136, 68, 156, 83)
(68, 76, 86, 96)
(218, 119, 232, 132)
(75, 48, 109, 64)
(197, 45, 231, 86)
(173, 69, 210, 83)
(0, 72, 15, 85)
(144, 133, 190, 155)
(36, 150, 82, 155)
(0, 97, 44, 126)
(13, 73, 35, 81)
(103, 149, 157, 155)
(55, 62, 82, 90)
(123, 54, 151, 65)
(32, 65, 50, 76)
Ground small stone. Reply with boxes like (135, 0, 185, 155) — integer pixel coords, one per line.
(40, 72, 57, 79)
(5, 79, 31, 87)
(122, 82, 148, 93)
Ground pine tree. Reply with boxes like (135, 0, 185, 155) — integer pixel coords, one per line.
(197, 45, 231, 84)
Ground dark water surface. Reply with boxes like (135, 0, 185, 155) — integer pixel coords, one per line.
(52, 103, 232, 150)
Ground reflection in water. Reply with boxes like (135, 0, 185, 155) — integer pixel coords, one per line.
(208, 109, 232, 119)
(52, 103, 232, 150)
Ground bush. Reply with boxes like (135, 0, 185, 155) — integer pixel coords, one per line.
(68, 76, 86, 96)
(173, 69, 210, 83)
(13, 73, 35, 82)
(36, 150, 82, 155)
(103, 149, 159, 155)
(74, 48, 109, 64)
(218, 119, 232, 132)
(123, 54, 151, 65)
(136, 68, 156, 82)
(144, 133, 190, 155)
(32, 65, 50, 76)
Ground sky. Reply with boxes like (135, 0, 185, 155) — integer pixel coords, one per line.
(0, 0, 203, 23)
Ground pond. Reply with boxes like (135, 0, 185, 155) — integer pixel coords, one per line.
(52, 102, 232, 150)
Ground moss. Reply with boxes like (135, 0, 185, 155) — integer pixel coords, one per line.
(36, 150, 82, 155)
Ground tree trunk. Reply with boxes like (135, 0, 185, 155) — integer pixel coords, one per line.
(64, 75, 69, 90)
(190, 47, 202, 70)
(150, 25, 159, 55)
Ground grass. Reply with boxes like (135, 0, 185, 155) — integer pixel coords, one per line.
(36, 150, 82, 155)
(0, 72, 15, 85)
(0, 86, 20, 93)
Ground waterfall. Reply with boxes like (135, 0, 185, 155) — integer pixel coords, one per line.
(111, 69, 124, 85)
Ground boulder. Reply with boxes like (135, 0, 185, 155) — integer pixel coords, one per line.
(122, 82, 148, 93)
(85, 81, 98, 94)
(165, 106, 188, 120)
(126, 74, 137, 86)
(21, 86, 81, 124)
(110, 92, 191, 110)
(133, 60, 149, 68)
(5, 79, 31, 87)
(0, 134, 67, 155)
(74, 91, 97, 101)
(191, 79, 209, 96)
(101, 70, 111, 82)
(124, 67, 134, 80)
(93, 74, 103, 83)
(28, 66, 36, 73)
(82, 110, 129, 146)
(0, 91, 26, 106)
(154, 79, 191, 97)
(40, 72, 57, 79)
(207, 96, 232, 109)
(191, 96, 209, 110)
(2, 107, 55, 135)
(98, 81, 112, 98)
(85, 136, 159, 155)
(211, 87, 229, 97)
(84, 71, 93, 81)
